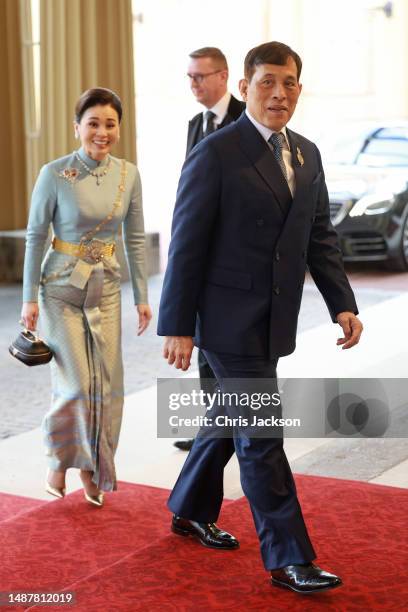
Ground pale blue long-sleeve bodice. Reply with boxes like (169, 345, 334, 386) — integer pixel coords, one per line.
(23, 147, 148, 304)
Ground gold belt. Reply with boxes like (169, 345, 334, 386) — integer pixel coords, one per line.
(52, 236, 115, 263)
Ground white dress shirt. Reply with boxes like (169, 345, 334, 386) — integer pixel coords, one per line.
(203, 91, 231, 131)
(245, 109, 295, 196)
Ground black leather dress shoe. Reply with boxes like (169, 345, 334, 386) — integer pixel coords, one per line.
(271, 563, 342, 594)
(171, 515, 239, 550)
(173, 439, 194, 451)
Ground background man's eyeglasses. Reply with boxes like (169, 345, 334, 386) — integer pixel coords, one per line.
(187, 70, 222, 84)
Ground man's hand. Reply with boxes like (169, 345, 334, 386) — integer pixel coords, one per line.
(163, 336, 194, 371)
(336, 312, 363, 349)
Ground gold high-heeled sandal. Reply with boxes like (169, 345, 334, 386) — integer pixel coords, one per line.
(45, 469, 66, 499)
(84, 491, 104, 507)
(80, 470, 104, 507)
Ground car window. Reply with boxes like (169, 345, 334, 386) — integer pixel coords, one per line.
(320, 124, 408, 167)
(357, 136, 408, 167)
(374, 127, 408, 139)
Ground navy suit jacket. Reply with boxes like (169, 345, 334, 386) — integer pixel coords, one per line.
(158, 113, 358, 358)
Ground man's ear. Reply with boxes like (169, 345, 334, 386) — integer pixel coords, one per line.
(221, 69, 229, 84)
(239, 78, 248, 101)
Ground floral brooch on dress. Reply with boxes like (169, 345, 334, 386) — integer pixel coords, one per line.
(58, 167, 80, 184)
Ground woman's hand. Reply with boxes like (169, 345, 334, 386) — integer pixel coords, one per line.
(21, 302, 39, 331)
(136, 304, 152, 336)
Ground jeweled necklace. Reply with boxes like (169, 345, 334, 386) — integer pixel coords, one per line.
(75, 152, 111, 185)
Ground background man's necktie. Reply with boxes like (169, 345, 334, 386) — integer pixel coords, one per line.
(203, 110, 216, 137)
(268, 132, 288, 181)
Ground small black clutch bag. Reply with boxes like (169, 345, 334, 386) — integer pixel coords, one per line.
(9, 330, 53, 366)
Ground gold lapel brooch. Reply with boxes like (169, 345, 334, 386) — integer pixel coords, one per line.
(296, 146, 304, 167)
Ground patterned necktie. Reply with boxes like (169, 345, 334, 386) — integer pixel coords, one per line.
(268, 132, 288, 181)
(203, 110, 216, 137)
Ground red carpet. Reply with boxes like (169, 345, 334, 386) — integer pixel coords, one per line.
(0, 476, 407, 611)
(0, 492, 43, 523)
(0, 483, 170, 595)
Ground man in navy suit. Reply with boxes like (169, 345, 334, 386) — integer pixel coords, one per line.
(185, 47, 246, 156)
(158, 42, 363, 594)
(175, 47, 246, 452)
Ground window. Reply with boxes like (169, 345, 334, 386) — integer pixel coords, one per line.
(21, 0, 41, 135)
(31, 0, 41, 133)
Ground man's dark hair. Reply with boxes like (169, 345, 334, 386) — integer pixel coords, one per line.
(244, 41, 302, 82)
(189, 47, 228, 71)
(75, 87, 123, 123)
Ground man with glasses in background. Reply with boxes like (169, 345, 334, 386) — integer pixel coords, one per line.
(174, 47, 245, 451)
(185, 47, 245, 155)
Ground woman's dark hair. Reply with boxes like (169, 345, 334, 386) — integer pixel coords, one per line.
(74, 87, 123, 123)
(244, 41, 302, 82)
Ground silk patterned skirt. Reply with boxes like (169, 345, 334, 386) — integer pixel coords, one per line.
(39, 248, 123, 492)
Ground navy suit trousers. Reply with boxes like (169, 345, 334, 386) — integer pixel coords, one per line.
(167, 350, 317, 570)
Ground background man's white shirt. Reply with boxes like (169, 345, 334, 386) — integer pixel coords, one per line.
(202, 91, 231, 131)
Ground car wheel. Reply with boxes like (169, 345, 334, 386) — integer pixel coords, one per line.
(388, 207, 408, 271)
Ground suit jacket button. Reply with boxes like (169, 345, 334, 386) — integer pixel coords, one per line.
(256, 219, 264, 227)
(275, 251, 280, 261)
(302, 250, 306, 258)
(274, 286, 280, 295)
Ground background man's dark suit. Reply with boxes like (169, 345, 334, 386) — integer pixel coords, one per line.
(186, 94, 245, 155)
(158, 112, 358, 570)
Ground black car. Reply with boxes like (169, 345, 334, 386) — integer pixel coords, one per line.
(322, 122, 408, 270)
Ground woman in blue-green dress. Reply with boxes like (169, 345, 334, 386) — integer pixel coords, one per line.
(21, 88, 152, 506)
